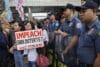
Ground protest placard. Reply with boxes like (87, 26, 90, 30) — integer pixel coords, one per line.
(15, 29, 44, 50)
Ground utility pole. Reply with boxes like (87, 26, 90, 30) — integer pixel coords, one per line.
(28, 7, 32, 21)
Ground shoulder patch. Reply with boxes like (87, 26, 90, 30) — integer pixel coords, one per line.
(76, 23, 82, 29)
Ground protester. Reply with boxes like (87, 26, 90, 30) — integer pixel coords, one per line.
(43, 18, 49, 31)
(23, 21, 38, 67)
(37, 22, 49, 46)
(9, 21, 24, 67)
(36, 22, 49, 67)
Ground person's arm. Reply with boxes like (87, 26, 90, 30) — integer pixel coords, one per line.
(9, 43, 17, 53)
(62, 22, 82, 54)
(57, 29, 69, 37)
(94, 53, 100, 67)
(62, 35, 78, 54)
(93, 31, 100, 67)
(0, 16, 10, 28)
(0, 16, 10, 33)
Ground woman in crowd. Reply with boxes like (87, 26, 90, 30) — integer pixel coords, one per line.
(24, 20, 49, 67)
(23, 21, 38, 67)
(37, 22, 49, 55)
(36, 21, 49, 67)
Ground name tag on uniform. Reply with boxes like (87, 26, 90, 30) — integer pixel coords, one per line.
(76, 23, 82, 29)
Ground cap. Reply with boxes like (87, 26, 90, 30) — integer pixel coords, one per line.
(75, 0, 98, 11)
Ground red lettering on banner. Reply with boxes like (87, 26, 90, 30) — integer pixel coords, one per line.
(16, 30, 42, 39)
(16, 32, 25, 39)
(16, 29, 44, 50)
(34, 30, 42, 36)
(30, 31, 34, 37)
(24, 31, 29, 37)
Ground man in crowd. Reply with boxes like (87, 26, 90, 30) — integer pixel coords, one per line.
(43, 18, 49, 31)
(48, 12, 59, 32)
(47, 12, 59, 67)
(48, 13, 59, 48)
(9, 21, 24, 67)
(55, 4, 82, 67)
(75, 0, 100, 67)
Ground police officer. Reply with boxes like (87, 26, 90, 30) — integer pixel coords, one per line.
(48, 13, 59, 48)
(55, 4, 82, 67)
(47, 12, 60, 67)
(75, 0, 100, 67)
(48, 13, 59, 32)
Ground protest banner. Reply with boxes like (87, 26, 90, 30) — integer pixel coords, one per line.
(15, 29, 44, 50)
(14, 0, 24, 21)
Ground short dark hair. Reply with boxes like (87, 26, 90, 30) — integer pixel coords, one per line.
(13, 20, 22, 27)
(24, 20, 35, 29)
(44, 18, 49, 21)
(37, 21, 43, 29)
(63, 4, 75, 11)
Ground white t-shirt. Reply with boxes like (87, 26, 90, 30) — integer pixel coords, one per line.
(24, 29, 49, 62)
(28, 49, 38, 62)
(24, 48, 38, 62)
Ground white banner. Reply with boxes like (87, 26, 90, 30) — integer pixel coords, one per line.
(15, 29, 44, 50)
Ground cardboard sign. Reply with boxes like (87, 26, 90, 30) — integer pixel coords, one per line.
(15, 29, 44, 50)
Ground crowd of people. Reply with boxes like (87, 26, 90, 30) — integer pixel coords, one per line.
(0, 0, 100, 67)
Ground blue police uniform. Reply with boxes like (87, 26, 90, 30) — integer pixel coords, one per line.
(48, 20, 59, 32)
(48, 20, 59, 42)
(43, 24, 49, 31)
(60, 17, 81, 47)
(77, 18, 100, 65)
(59, 17, 82, 65)
(60, 17, 81, 36)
